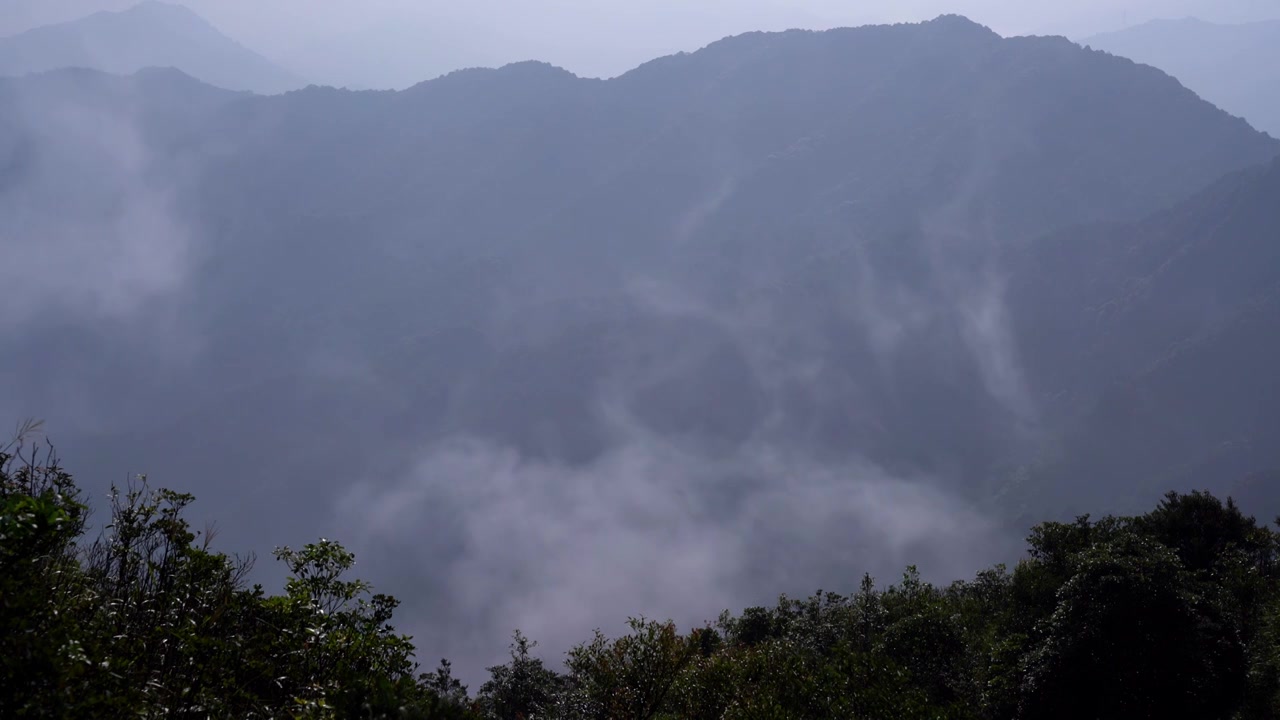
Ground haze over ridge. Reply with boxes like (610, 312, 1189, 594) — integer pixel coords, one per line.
(2, 0, 1278, 89)
(5, 10, 1280, 683)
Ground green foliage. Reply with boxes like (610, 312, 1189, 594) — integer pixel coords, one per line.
(563, 618, 699, 720)
(0, 431, 90, 718)
(476, 631, 567, 719)
(468, 490, 1280, 720)
(7, 434, 1280, 719)
(0, 437, 474, 719)
(1019, 531, 1245, 719)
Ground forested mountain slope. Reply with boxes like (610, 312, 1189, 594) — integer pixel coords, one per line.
(1004, 157, 1280, 519)
(2, 15, 1278, 675)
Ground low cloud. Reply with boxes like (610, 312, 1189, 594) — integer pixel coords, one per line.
(0, 75, 192, 331)
(0, 72, 206, 445)
(340, 425, 1015, 683)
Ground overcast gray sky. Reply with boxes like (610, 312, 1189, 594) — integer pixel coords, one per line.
(2, 0, 1278, 87)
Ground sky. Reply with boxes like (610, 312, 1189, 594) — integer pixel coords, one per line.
(2, 0, 1278, 87)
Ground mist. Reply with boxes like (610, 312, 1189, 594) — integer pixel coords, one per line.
(3, 0, 1280, 697)
(0, 71, 210, 443)
(0, 55, 1036, 680)
(343, 434, 1013, 679)
(1, 92, 182, 325)
(331, 206, 1031, 678)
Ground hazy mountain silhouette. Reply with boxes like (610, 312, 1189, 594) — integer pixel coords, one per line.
(0, 1, 304, 94)
(3, 15, 1279, 673)
(1083, 18, 1280, 137)
(9, 14, 1276, 517)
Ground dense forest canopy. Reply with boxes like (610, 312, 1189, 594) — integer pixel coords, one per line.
(5, 435, 1280, 718)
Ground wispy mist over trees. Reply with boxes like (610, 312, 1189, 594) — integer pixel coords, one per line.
(6, 436, 1280, 718)
(3, 6, 1280, 706)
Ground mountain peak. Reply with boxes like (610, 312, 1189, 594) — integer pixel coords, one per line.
(0, 1, 305, 94)
(124, 1, 197, 15)
(922, 13, 1000, 35)
(495, 60, 577, 79)
(66, 1, 210, 32)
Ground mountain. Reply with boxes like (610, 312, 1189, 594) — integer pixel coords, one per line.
(277, 1, 852, 89)
(1002, 156, 1280, 520)
(1040, 0, 1280, 37)
(0, 1, 304, 94)
(3, 15, 1278, 675)
(1082, 18, 1280, 137)
(159, 17, 1271, 484)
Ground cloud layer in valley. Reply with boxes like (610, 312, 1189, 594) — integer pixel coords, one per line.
(342, 429, 1015, 683)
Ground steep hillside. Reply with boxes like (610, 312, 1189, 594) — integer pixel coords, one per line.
(153, 17, 1274, 488)
(1083, 18, 1280, 137)
(0, 1, 304, 94)
(1003, 157, 1280, 519)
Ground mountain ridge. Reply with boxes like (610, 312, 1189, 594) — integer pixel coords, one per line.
(1082, 17, 1280, 137)
(0, 1, 305, 94)
(20, 14, 1271, 488)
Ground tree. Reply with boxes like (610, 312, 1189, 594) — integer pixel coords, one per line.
(0, 429, 90, 717)
(9, 432, 1280, 719)
(476, 631, 566, 720)
(1135, 490, 1272, 575)
(1019, 531, 1246, 720)
(0, 431, 470, 718)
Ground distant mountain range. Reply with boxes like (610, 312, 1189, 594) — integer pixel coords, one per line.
(0, 1, 304, 94)
(3, 14, 1279, 670)
(1083, 18, 1280, 137)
